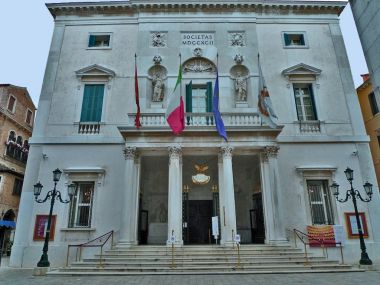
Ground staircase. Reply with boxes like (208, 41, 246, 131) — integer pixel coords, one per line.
(49, 244, 361, 276)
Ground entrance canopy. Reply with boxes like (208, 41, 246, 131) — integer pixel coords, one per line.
(0, 220, 16, 228)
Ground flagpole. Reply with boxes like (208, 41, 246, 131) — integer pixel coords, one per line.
(134, 53, 141, 129)
(179, 53, 182, 104)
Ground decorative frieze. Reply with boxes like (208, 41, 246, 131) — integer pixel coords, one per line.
(220, 146, 233, 159)
(124, 146, 137, 160)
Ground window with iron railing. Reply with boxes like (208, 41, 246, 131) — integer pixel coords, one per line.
(307, 180, 334, 225)
(68, 182, 94, 228)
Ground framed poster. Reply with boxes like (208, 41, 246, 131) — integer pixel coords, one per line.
(33, 215, 57, 241)
(344, 212, 368, 239)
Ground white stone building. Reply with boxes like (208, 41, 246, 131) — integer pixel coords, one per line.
(10, 0, 380, 267)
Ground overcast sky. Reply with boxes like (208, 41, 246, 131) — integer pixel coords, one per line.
(0, 0, 368, 106)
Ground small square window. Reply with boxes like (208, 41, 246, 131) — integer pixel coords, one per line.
(12, 178, 23, 196)
(369, 92, 379, 116)
(26, 109, 33, 125)
(7, 95, 16, 112)
(283, 32, 307, 48)
(88, 34, 111, 48)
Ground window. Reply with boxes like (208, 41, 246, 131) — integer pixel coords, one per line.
(307, 180, 334, 225)
(369, 92, 379, 116)
(7, 95, 16, 112)
(26, 109, 33, 125)
(80, 84, 105, 122)
(68, 182, 94, 228)
(88, 34, 111, 48)
(293, 84, 317, 121)
(12, 178, 23, 196)
(283, 32, 306, 47)
(185, 82, 212, 113)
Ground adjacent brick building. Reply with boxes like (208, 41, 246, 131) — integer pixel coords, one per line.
(0, 84, 36, 255)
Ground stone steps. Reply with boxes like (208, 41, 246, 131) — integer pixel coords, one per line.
(49, 244, 360, 276)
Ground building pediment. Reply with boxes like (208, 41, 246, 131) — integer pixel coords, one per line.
(282, 63, 321, 77)
(75, 64, 116, 80)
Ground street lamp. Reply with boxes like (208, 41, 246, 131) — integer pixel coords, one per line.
(330, 167, 373, 265)
(33, 168, 77, 267)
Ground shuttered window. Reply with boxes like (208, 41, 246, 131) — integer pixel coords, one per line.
(293, 84, 317, 121)
(307, 180, 334, 225)
(80, 84, 104, 122)
(369, 92, 379, 116)
(185, 82, 212, 113)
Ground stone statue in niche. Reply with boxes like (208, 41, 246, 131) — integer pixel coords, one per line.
(234, 71, 248, 101)
(152, 73, 165, 102)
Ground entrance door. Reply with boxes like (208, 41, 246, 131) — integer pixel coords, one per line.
(188, 200, 213, 244)
(250, 193, 265, 243)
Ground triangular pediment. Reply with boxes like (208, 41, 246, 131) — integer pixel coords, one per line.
(75, 64, 115, 79)
(282, 63, 321, 76)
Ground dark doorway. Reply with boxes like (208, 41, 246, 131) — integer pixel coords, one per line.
(188, 200, 213, 244)
(250, 193, 265, 243)
(139, 210, 148, 245)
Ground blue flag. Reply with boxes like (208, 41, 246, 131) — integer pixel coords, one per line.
(212, 71, 228, 141)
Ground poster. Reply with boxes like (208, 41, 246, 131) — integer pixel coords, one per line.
(33, 215, 56, 241)
(307, 225, 340, 247)
(345, 212, 368, 238)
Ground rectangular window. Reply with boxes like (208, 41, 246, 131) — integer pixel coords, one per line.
(80, 84, 105, 122)
(283, 32, 306, 47)
(88, 34, 111, 48)
(293, 84, 317, 121)
(26, 109, 33, 125)
(307, 180, 334, 225)
(369, 92, 379, 116)
(185, 82, 212, 113)
(12, 178, 23, 196)
(68, 182, 94, 228)
(7, 95, 16, 112)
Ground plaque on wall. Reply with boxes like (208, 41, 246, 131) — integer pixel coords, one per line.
(182, 32, 214, 46)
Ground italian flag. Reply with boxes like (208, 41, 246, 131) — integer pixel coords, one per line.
(165, 63, 185, 134)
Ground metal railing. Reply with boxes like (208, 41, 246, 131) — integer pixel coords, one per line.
(292, 228, 344, 264)
(66, 230, 114, 267)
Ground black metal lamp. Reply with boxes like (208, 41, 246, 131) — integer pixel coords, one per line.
(330, 167, 373, 265)
(52, 168, 62, 182)
(33, 182, 43, 197)
(34, 168, 74, 267)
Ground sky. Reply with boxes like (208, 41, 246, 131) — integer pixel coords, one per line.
(0, 0, 368, 106)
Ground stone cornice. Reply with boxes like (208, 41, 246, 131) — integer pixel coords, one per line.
(47, 1, 346, 18)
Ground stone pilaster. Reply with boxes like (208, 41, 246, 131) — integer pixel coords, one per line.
(167, 146, 183, 245)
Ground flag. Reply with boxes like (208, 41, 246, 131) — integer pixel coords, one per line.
(134, 56, 141, 129)
(257, 55, 278, 128)
(165, 62, 185, 134)
(212, 70, 228, 141)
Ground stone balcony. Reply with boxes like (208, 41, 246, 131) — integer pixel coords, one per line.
(126, 112, 264, 130)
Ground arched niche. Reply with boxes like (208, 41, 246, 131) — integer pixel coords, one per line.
(230, 65, 250, 106)
(147, 65, 168, 105)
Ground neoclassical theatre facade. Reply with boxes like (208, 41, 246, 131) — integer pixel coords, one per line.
(10, 0, 380, 267)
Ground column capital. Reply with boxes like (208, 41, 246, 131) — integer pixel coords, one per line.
(220, 146, 233, 159)
(263, 146, 280, 160)
(168, 146, 182, 159)
(124, 146, 137, 160)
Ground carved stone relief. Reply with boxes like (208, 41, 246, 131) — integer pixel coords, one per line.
(151, 32, 167, 47)
(229, 32, 245, 47)
(234, 53, 244, 64)
(183, 58, 216, 73)
(153, 55, 162, 65)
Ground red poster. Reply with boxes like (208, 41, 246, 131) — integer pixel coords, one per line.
(33, 215, 56, 241)
(307, 225, 336, 247)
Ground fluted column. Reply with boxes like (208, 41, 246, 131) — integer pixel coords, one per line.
(219, 146, 237, 246)
(167, 146, 183, 245)
(119, 147, 139, 244)
(260, 146, 287, 244)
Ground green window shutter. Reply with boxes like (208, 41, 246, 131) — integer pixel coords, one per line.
(186, 82, 192, 112)
(300, 34, 305, 45)
(88, 35, 96, 47)
(284, 33, 290, 46)
(80, 85, 104, 122)
(206, 82, 213, 112)
(308, 84, 317, 120)
(93, 85, 104, 121)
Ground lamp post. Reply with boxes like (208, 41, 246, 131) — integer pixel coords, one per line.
(330, 167, 373, 265)
(33, 168, 77, 267)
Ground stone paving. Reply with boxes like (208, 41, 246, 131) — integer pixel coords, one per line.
(1, 265, 380, 285)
